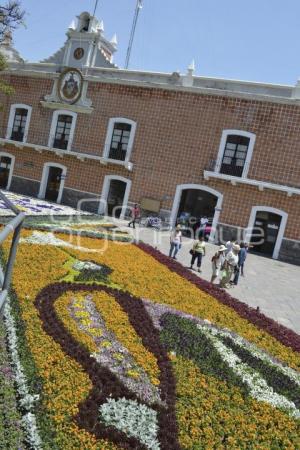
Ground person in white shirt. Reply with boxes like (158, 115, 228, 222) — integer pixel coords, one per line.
(199, 216, 209, 237)
(225, 239, 234, 255)
(220, 244, 240, 288)
(211, 245, 226, 283)
(169, 225, 182, 259)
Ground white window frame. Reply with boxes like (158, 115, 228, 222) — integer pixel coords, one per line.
(98, 174, 132, 219)
(0, 151, 15, 190)
(103, 117, 137, 163)
(170, 183, 223, 242)
(6, 104, 32, 143)
(38, 162, 67, 204)
(216, 129, 256, 178)
(48, 110, 77, 151)
(245, 206, 288, 260)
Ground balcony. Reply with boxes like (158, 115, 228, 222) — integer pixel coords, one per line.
(206, 158, 249, 178)
(10, 129, 25, 143)
(204, 158, 300, 197)
(0, 127, 134, 171)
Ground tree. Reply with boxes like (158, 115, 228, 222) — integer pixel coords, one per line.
(0, 1, 25, 101)
(0, 52, 14, 96)
(0, 1, 25, 41)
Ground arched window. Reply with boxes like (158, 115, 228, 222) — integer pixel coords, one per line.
(216, 130, 256, 178)
(103, 118, 137, 163)
(48, 110, 77, 151)
(6, 104, 32, 143)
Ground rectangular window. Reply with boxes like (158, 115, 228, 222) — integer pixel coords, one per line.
(108, 123, 132, 161)
(10, 108, 28, 142)
(53, 115, 72, 150)
(220, 135, 250, 177)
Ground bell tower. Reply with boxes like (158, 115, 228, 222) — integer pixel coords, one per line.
(42, 11, 118, 69)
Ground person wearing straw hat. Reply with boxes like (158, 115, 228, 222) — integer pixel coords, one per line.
(220, 243, 240, 288)
(169, 224, 182, 259)
(211, 245, 226, 283)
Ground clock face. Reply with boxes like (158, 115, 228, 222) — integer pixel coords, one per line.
(74, 47, 84, 60)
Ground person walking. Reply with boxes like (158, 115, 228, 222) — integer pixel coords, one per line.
(190, 236, 206, 272)
(211, 245, 226, 283)
(198, 215, 208, 238)
(220, 243, 240, 288)
(232, 242, 248, 285)
(169, 224, 182, 259)
(242, 242, 252, 276)
(128, 203, 140, 229)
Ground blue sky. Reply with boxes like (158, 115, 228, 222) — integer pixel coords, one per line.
(12, 0, 300, 85)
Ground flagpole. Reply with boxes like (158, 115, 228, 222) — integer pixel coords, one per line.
(125, 0, 143, 69)
(92, 0, 99, 17)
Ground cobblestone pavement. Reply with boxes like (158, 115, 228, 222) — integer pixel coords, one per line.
(116, 220, 300, 335)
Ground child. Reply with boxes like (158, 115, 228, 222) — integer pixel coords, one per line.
(128, 203, 140, 229)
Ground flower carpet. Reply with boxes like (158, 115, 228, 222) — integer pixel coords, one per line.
(0, 191, 91, 216)
(1, 229, 300, 449)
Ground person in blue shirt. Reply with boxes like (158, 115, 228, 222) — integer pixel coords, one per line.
(232, 242, 248, 285)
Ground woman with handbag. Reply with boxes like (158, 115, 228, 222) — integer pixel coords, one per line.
(190, 236, 206, 272)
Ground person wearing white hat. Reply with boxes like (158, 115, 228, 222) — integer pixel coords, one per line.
(211, 245, 226, 283)
(220, 243, 240, 288)
(169, 224, 182, 259)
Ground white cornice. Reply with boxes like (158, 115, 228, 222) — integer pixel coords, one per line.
(203, 171, 300, 196)
(40, 100, 94, 114)
(0, 138, 133, 170)
(3, 65, 299, 106)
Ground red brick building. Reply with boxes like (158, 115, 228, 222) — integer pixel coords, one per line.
(0, 11, 299, 263)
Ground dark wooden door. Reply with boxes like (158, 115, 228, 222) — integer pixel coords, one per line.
(45, 167, 63, 202)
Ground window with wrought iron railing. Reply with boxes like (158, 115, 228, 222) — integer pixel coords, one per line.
(220, 134, 250, 177)
(108, 122, 132, 161)
(53, 115, 73, 150)
(10, 108, 28, 142)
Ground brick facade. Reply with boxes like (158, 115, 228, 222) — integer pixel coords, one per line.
(0, 71, 299, 263)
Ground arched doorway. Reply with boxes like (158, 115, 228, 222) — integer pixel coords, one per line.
(38, 163, 67, 203)
(0, 152, 15, 190)
(246, 206, 288, 259)
(170, 184, 223, 241)
(99, 175, 131, 219)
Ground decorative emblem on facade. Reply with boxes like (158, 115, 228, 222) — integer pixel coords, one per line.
(58, 68, 83, 104)
(74, 47, 84, 60)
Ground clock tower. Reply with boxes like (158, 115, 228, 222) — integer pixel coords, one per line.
(42, 11, 118, 69)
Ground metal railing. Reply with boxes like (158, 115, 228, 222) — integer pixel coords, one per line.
(0, 190, 25, 314)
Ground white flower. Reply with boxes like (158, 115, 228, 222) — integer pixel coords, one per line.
(99, 398, 160, 449)
(4, 300, 42, 448)
(197, 324, 300, 419)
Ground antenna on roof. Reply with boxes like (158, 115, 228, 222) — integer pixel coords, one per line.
(92, 0, 100, 17)
(125, 0, 143, 69)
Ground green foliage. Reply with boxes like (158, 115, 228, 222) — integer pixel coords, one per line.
(160, 313, 250, 394)
(0, 52, 14, 109)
